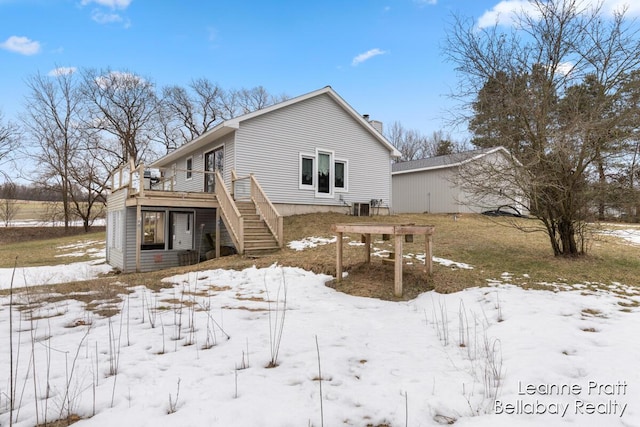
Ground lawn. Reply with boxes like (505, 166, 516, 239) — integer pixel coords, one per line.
(2, 213, 639, 299)
(1, 213, 639, 427)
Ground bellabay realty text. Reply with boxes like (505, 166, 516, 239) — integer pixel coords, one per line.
(495, 381, 629, 418)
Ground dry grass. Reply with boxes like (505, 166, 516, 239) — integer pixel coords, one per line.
(2, 213, 639, 307)
(0, 228, 106, 268)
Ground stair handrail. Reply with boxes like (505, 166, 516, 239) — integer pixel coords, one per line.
(215, 169, 244, 254)
(249, 174, 284, 248)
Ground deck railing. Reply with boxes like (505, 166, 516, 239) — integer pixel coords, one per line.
(249, 174, 284, 248)
(232, 175, 252, 201)
(110, 159, 214, 195)
(109, 160, 281, 253)
(110, 158, 145, 196)
(215, 169, 244, 253)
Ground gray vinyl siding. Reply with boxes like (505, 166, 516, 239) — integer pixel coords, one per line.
(115, 207, 225, 273)
(106, 190, 127, 270)
(392, 166, 469, 214)
(233, 93, 392, 208)
(123, 207, 137, 272)
(169, 134, 236, 193)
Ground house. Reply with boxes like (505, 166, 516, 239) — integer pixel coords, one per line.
(391, 146, 527, 214)
(106, 86, 401, 273)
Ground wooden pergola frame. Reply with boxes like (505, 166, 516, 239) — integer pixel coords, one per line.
(331, 223, 435, 297)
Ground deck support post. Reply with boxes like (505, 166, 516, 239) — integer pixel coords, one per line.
(336, 231, 343, 281)
(394, 235, 403, 297)
(215, 208, 221, 258)
(135, 204, 141, 273)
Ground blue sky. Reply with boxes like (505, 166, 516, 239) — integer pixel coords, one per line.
(1, 0, 639, 144)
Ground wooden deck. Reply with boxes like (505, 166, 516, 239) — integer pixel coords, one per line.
(124, 190, 219, 208)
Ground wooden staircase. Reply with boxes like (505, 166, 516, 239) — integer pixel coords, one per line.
(235, 201, 281, 255)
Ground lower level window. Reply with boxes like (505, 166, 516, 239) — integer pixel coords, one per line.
(142, 211, 165, 250)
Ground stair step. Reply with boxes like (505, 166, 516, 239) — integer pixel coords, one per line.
(244, 243, 280, 251)
(224, 199, 280, 255)
(245, 239, 278, 245)
(245, 233, 273, 239)
(244, 223, 269, 230)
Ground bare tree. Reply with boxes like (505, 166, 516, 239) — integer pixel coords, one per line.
(23, 69, 110, 230)
(386, 122, 461, 161)
(235, 86, 286, 114)
(445, 0, 640, 255)
(23, 70, 83, 229)
(386, 121, 425, 161)
(159, 78, 224, 150)
(0, 109, 19, 177)
(80, 68, 161, 165)
(68, 145, 109, 231)
(0, 181, 20, 226)
(214, 85, 287, 120)
(158, 81, 288, 152)
(424, 130, 462, 157)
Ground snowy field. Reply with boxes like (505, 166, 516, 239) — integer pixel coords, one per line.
(1, 228, 639, 426)
(0, 219, 106, 228)
(0, 240, 113, 290)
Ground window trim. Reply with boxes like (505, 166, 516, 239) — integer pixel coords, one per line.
(334, 158, 348, 192)
(299, 150, 348, 196)
(185, 156, 193, 181)
(315, 148, 335, 198)
(141, 210, 166, 251)
(204, 144, 225, 193)
(299, 152, 315, 190)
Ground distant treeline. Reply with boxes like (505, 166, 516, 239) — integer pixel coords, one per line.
(0, 183, 63, 202)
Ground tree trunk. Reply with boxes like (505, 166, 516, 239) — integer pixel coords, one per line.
(558, 219, 579, 256)
(597, 158, 606, 221)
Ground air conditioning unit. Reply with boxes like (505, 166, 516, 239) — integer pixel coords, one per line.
(353, 202, 370, 217)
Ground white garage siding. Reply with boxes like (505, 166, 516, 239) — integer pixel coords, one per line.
(392, 166, 472, 214)
(392, 147, 527, 214)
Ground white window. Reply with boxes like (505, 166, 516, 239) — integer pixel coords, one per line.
(299, 150, 348, 196)
(334, 159, 348, 192)
(141, 211, 166, 250)
(317, 151, 332, 196)
(299, 153, 315, 189)
(186, 157, 193, 180)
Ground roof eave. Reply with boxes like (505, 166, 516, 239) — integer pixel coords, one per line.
(150, 122, 237, 168)
(391, 147, 515, 174)
(150, 85, 401, 167)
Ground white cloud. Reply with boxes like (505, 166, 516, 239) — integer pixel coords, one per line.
(91, 10, 123, 24)
(0, 35, 41, 55)
(556, 61, 574, 76)
(479, 0, 640, 28)
(602, 0, 640, 17)
(415, 0, 437, 5)
(351, 48, 388, 66)
(48, 67, 77, 77)
(478, 0, 538, 28)
(81, 0, 132, 9)
(207, 26, 218, 43)
(95, 70, 145, 90)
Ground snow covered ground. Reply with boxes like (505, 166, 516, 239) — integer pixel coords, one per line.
(1, 228, 639, 426)
(0, 240, 113, 290)
(0, 219, 106, 228)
